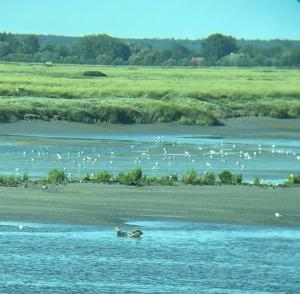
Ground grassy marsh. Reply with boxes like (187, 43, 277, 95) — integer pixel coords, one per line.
(1, 63, 300, 124)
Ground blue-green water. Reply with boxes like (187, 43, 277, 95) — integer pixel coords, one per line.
(0, 220, 299, 293)
(0, 120, 300, 183)
(0, 132, 300, 183)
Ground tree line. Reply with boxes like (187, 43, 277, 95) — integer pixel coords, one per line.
(1, 32, 300, 67)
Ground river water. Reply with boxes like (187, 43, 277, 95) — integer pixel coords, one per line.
(0, 220, 299, 293)
(0, 120, 300, 183)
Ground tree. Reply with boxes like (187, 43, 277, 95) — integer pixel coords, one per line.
(58, 45, 70, 58)
(23, 35, 40, 54)
(281, 48, 300, 66)
(170, 43, 190, 60)
(143, 52, 157, 65)
(0, 33, 20, 56)
(0, 41, 10, 57)
(202, 33, 238, 65)
(41, 43, 56, 52)
(77, 34, 131, 62)
(96, 54, 113, 65)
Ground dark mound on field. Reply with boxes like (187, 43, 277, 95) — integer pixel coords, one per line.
(82, 71, 108, 77)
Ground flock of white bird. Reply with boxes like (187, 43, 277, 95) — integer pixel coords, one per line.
(5, 136, 299, 182)
(2, 136, 297, 231)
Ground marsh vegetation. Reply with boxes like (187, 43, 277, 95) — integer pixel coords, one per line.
(1, 168, 298, 188)
(1, 63, 300, 125)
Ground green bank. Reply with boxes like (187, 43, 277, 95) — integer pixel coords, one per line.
(1, 63, 300, 125)
(0, 184, 299, 228)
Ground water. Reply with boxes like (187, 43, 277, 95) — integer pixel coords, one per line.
(0, 130, 300, 183)
(0, 220, 299, 293)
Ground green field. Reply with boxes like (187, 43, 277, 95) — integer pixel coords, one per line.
(1, 63, 300, 124)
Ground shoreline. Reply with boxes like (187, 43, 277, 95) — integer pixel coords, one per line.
(1, 117, 300, 139)
(0, 184, 299, 228)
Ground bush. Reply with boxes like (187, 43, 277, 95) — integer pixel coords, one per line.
(116, 168, 143, 186)
(0, 173, 29, 187)
(288, 174, 300, 185)
(20, 173, 29, 182)
(219, 170, 234, 184)
(143, 174, 177, 186)
(94, 171, 113, 183)
(202, 172, 216, 185)
(233, 174, 243, 184)
(182, 169, 199, 185)
(46, 169, 67, 184)
(82, 71, 107, 77)
(253, 177, 262, 186)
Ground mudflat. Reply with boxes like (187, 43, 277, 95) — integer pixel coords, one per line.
(1, 117, 300, 139)
(0, 183, 299, 227)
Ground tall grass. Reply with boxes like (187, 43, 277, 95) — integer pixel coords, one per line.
(1, 63, 300, 124)
(0, 173, 28, 187)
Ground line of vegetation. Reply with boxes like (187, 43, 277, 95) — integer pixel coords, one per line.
(0, 96, 220, 125)
(1, 32, 300, 67)
(1, 169, 299, 188)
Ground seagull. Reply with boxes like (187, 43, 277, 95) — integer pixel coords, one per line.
(275, 212, 282, 218)
(18, 225, 25, 230)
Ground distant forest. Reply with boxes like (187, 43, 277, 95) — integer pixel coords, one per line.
(0, 32, 300, 67)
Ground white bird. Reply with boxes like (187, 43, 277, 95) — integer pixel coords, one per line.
(18, 225, 25, 230)
(275, 212, 282, 218)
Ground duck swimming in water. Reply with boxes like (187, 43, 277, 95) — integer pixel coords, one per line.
(115, 226, 143, 238)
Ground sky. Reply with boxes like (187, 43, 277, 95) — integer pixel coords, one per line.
(1, 0, 300, 40)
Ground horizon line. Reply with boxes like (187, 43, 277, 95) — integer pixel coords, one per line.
(2, 30, 300, 42)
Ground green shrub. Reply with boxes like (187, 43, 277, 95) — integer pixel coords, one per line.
(182, 169, 199, 185)
(20, 173, 29, 182)
(219, 170, 234, 184)
(288, 174, 300, 185)
(253, 177, 262, 186)
(143, 174, 178, 186)
(82, 171, 114, 183)
(0, 173, 29, 187)
(233, 174, 243, 184)
(116, 168, 143, 186)
(94, 170, 113, 183)
(46, 169, 67, 184)
(202, 172, 216, 185)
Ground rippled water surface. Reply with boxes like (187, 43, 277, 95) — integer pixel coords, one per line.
(0, 120, 300, 182)
(0, 220, 299, 293)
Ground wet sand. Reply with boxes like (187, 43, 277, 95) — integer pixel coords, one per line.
(0, 118, 299, 228)
(0, 184, 299, 228)
(0, 117, 300, 141)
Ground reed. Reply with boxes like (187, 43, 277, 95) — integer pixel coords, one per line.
(1, 63, 300, 125)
